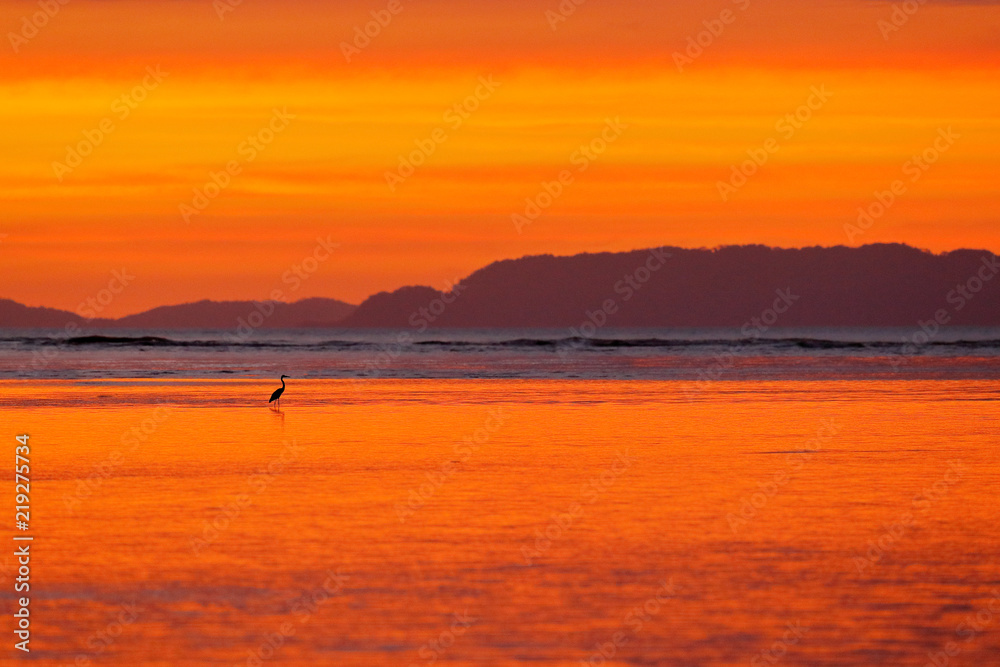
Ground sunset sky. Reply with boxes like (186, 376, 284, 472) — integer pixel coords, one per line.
(1, 0, 998, 317)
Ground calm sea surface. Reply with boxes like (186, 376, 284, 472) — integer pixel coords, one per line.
(1, 329, 998, 665)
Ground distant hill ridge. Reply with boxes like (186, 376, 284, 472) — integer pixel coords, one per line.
(3, 244, 999, 329)
(0, 298, 356, 330)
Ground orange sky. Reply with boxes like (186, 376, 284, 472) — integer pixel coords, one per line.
(1, 0, 999, 317)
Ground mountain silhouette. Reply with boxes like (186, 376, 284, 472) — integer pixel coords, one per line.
(0, 298, 355, 329)
(113, 298, 356, 329)
(0, 300, 94, 328)
(3, 244, 999, 329)
(342, 243, 1000, 328)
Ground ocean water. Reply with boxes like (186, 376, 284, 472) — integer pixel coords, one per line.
(4, 327, 1000, 381)
(1, 330, 999, 665)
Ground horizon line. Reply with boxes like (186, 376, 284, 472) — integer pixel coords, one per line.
(5, 241, 998, 320)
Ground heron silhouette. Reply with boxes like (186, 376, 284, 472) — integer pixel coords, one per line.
(268, 375, 290, 409)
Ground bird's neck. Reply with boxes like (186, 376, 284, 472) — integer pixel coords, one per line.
(281, 377, 286, 388)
